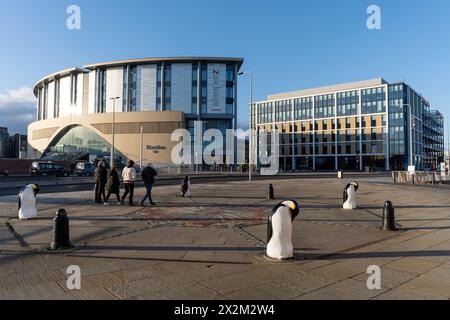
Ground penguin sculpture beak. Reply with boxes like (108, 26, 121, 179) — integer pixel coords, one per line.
(287, 200, 300, 222)
(32, 184, 41, 196)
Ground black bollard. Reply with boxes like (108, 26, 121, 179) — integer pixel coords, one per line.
(382, 201, 398, 231)
(267, 184, 274, 200)
(50, 209, 73, 250)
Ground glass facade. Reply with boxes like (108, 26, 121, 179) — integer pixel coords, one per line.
(250, 80, 444, 172)
(294, 97, 312, 120)
(226, 64, 235, 115)
(96, 69, 107, 113)
(200, 63, 208, 115)
(54, 79, 60, 118)
(337, 90, 358, 116)
(156, 64, 162, 111)
(191, 64, 198, 115)
(163, 64, 172, 111)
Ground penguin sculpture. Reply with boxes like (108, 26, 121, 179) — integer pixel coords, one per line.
(343, 181, 359, 210)
(180, 176, 192, 197)
(267, 200, 300, 260)
(18, 184, 40, 220)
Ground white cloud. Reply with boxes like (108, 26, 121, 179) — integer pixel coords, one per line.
(0, 87, 36, 134)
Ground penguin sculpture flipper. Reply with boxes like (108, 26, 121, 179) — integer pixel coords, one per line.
(343, 183, 352, 203)
(267, 215, 273, 244)
(267, 202, 284, 244)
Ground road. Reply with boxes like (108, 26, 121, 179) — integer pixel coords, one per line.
(0, 172, 390, 197)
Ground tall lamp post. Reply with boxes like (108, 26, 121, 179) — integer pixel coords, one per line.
(238, 71, 253, 182)
(110, 97, 120, 168)
(406, 104, 416, 167)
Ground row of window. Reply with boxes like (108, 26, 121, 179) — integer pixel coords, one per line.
(258, 142, 386, 156)
(270, 130, 386, 144)
(252, 86, 390, 124)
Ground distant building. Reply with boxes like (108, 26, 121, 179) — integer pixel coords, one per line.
(8, 134, 28, 159)
(0, 127, 9, 158)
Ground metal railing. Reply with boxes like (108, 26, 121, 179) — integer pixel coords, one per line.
(392, 171, 450, 185)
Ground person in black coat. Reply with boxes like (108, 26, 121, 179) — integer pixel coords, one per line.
(140, 163, 157, 206)
(104, 167, 121, 205)
(94, 161, 107, 204)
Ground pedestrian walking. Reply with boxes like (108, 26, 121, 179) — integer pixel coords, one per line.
(140, 163, 157, 206)
(121, 160, 136, 206)
(104, 167, 121, 205)
(94, 161, 107, 204)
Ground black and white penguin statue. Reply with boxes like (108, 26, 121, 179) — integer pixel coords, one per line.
(180, 176, 192, 197)
(18, 184, 40, 220)
(343, 181, 359, 210)
(267, 200, 300, 260)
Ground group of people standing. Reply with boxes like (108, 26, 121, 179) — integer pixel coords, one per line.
(94, 160, 158, 207)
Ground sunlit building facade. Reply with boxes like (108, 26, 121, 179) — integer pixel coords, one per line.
(250, 79, 444, 171)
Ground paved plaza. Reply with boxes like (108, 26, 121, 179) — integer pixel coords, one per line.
(1, 175, 450, 300)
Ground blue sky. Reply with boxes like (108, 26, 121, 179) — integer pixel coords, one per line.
(0, 0, 449, 137)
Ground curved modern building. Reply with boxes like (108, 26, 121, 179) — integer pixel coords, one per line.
(29, 57, 244, 167)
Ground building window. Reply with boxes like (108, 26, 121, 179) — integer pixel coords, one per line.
(201, 63, 207, 114)
(314, 94, 335, 118)
(96, 69, 107, 113)
(362, 87, 386, 114)
(294, 97, 312, 120)
(54, 79, 60, 118)
(337, 90, 359, 116)
(122, 66, 129, 112)
(70, 74, 78, 105)
(43, 84, 48, 120)
(226, 64, 236, 115)
(192, 64, 198, 114)
(156, 64, 162, 111)
(130, 66, 138, 112)
(164, 64, 172, 111)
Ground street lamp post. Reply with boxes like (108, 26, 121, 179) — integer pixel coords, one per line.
(238, 71, 253, 182)
(110, 97, 120, 168)
(406, 104, 416, 167)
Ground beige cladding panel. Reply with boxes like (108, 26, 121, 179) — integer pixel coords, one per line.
(32, 127, 59, 140)
(91, 122, 183, 135)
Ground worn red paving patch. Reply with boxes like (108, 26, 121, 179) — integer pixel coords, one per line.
(136, 206, 268, 227)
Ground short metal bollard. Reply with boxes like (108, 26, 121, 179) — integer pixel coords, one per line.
(267, 184, 275, 200)
(382, 201, 398, 231)
(50, 209, 73, 250)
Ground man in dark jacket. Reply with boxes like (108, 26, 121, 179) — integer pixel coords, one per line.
(94, 161, 108, 204)
(140, 163, 157, 206)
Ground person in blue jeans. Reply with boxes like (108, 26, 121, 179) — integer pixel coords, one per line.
(140, 163, 157, 206)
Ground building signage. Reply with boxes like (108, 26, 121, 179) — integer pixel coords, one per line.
(147, 145, 167, 154)
(207, 64, 226, 114)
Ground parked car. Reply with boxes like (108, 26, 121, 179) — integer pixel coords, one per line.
(0, 169, 9, 177)
(75, 162, 96, 176)
(30, 161, 70, 177)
